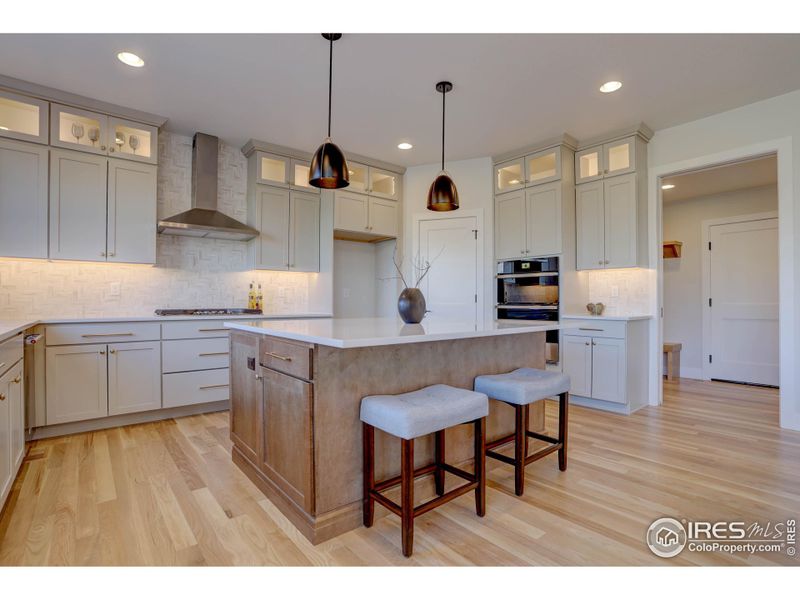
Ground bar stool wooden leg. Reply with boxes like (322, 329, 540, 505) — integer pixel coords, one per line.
(514, 404, 526, 496)
(401, 438, 415, 557)
(474, 417, 486, 516)
(434, 430, 445, 496)
(558, 392, 569, 472)
(362, 423, 375, 527)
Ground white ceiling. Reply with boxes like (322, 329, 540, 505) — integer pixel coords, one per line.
(662, 155, 777, 203)
(1, 34, 800, 167)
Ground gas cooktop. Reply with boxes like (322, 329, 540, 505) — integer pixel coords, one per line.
(154, 308, 263, 316)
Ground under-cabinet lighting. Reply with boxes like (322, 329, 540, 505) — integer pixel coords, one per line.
(599, 81, 622, 93)
(117, 52, 145, 67)
(661, 184, 676, 190)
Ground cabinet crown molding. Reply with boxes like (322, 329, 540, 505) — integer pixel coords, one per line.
(575, 123, 654, 150)
(492, 133, 578, 164)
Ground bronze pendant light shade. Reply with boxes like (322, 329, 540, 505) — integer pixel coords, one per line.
(309, 33, 349, 190)
(427, 81, 459, 211)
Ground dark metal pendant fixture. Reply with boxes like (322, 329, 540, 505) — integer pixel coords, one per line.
(427, 81, 459, 211)
(309, 33, 349, 190)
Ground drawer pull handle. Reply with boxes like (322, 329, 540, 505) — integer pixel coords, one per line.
(81, 332, 134, 337)
(0, 362, 5, 371)
(199, 352, 229, 357)
(199, 383, 229, 390)
(198, 328, 229, 332)
(265, 352, 293, 362)
(578, 327, 604, 331)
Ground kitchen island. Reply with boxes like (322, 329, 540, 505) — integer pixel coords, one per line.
(225, 317, 565, 543)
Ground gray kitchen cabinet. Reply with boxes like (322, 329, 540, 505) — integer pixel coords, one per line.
(0, 138, 49, 259)
(495, 181, 562, 260)
(45, 344, 108, 425)
(576, 180, 605, 269)
(290, 190, 320, 272)
(367, 197, 398, 238)
(0, 89, 49, 145)
(107, 158, 157, 264)
(334, 190, 368, 232)
(107, 341, 162, 416)
(494, 189, 526, 260)
(0, 354, 24, 510)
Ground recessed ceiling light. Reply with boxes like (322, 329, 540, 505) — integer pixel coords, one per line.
(661, 184, 676, 190)
(397, 142, 413, 150)
(117, 51, 144, 68)
(599, 81, 622, 93)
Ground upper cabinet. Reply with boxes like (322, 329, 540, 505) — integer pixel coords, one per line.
(494, 157, 525, 194)
(255, 151, 320, 191)
(368, 167, 399, 200)
(494, 145, 565, 194)
(51, 103, 158, 164)
(346, 162, 369, 193)
(0, 89, 48, 144)
(575, 135, 638, 184)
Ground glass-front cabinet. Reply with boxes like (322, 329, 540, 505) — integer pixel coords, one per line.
(51, 103, 109, 155)
(108, 117, 157, 164)
(368, 167, 398, 200)
(256, 152, 290, 187)
(576, 137, 637, 183)
(346, 162, 369, 193)
(494, 157, 526, 194)
(575, 145, 603, 184)
(526, 147, 561, 185)
(0, 90, 49, 144)
(291, 158, 313, 189)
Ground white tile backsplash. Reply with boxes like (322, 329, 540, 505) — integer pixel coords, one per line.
(0, 132, 312, 319)
(583, 268, 652, 316)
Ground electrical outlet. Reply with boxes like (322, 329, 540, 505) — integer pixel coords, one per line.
(611, 285, 619, 298)
(109, 282, 121, 297)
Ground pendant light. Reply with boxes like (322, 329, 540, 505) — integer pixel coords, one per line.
(427, 81, 459, 211)
(309, 33, 349, 189)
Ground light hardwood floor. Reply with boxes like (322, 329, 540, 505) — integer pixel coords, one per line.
(1, 378, 798, 566)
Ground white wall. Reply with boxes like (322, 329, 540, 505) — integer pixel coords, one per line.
(402, 157, 494, 324)
(0, 132, 321, 319)
(662, 184, 778, 378)
(648, 88, 799, 430)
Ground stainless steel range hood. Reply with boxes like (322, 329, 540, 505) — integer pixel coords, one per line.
(158, 133, 259, 241)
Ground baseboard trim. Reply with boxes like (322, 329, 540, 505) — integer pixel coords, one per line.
(29, 401, 230, 440)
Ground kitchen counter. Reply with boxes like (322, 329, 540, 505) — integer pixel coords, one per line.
(561, 314, 653, 321)
(0, 320, 39, 343)
(225, 317, 563, 348)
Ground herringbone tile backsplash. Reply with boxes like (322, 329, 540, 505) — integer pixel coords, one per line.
(0, 132, 312, 319)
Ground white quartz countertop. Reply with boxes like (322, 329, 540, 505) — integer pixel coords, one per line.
(0, 313, 332, 343)
(561, 314, 653, 321)
(225, 317, 564, 349)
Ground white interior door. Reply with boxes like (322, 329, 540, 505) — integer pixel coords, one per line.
(418, 216, 479, 324)
(709, 217, 779, 386)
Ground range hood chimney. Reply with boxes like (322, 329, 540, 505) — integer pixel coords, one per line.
(157, 133, 259, 241)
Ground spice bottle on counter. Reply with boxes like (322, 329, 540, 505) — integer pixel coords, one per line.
(248, 282, 257, 310)
(256, 284, 264, 312)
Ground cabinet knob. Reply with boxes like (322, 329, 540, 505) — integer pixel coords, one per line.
(100, 350, 106, 355)
(12, 377, 21, 384)
(109, 349, 116, 354)
(592, 341, 597, 346)
(109, 147, 115, 153)
(109, 252, 115, 257)
(101, 251, 106, 257)
(585, 341, 590, 346)
(0, 394, 5, 401)
(598, 260, 603, 265)
(604, 260, 610, 265)
(100, 145, 107, 151)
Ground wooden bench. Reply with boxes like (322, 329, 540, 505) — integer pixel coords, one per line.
(663, 343, 682, 381)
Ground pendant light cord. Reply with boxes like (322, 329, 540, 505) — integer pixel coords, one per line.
(327, 37, 333, 138)
(441, 88, 446, 171)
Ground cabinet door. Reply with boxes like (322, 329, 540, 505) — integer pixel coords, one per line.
(9, 362, 24, 473)
(45, 344, 108, 425)
(256, 152, 290, 187)
(346, 162, 369, 194)
(526, 147, 561, 186)
(261, 368, 314, 514)
(575, 181, 605, 270)
(230, 332, 261, 465)
(0, 89, 48, 144)
(575, 145, 604, 184)
(108, 341, 161, 416)
(255, 185, 290, 270)
(107, 117, 158, 165)
(49, 149, 108, 261)
(289, 190, 320, 272)
(603, 173, 637, 268)
(290, 158, 314, 190)
(0, 368, 13, 505)
(368, 167, 399, 200)
(591, 338, 626, 404)
(526, 181, 561, 257)
(0, 138, 49, 258)
(334, 190, 368, 233)
(368, 197, 398, 238)
(50, 103, 109, 155)
(603, 136, 636, 178)
(494, 158, 526, 194)
(495, 189, 527, 260)
(562, 335, 592, 397)
(107, 158, 157, 264)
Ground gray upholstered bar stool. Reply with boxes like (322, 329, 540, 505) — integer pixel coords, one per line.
(361, 384, 489, 557)
(474, 368, 570, 496)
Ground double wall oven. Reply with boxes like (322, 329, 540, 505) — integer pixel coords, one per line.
(496, 257, 560, 364)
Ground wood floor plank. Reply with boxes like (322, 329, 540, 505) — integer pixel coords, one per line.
(1, 378, 798, 565)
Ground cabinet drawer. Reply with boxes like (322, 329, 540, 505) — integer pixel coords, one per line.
(260, 335, 312, 380)
(162, 368, 230, 408)
(562, 319, 627, 339)
(46, 322, 160, 346)
(0, 333, 23, 377)
(162, 338, 230, 373)
(161, 320, 230, 340)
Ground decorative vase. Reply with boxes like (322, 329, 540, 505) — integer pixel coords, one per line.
(398, 288, 427, 324)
